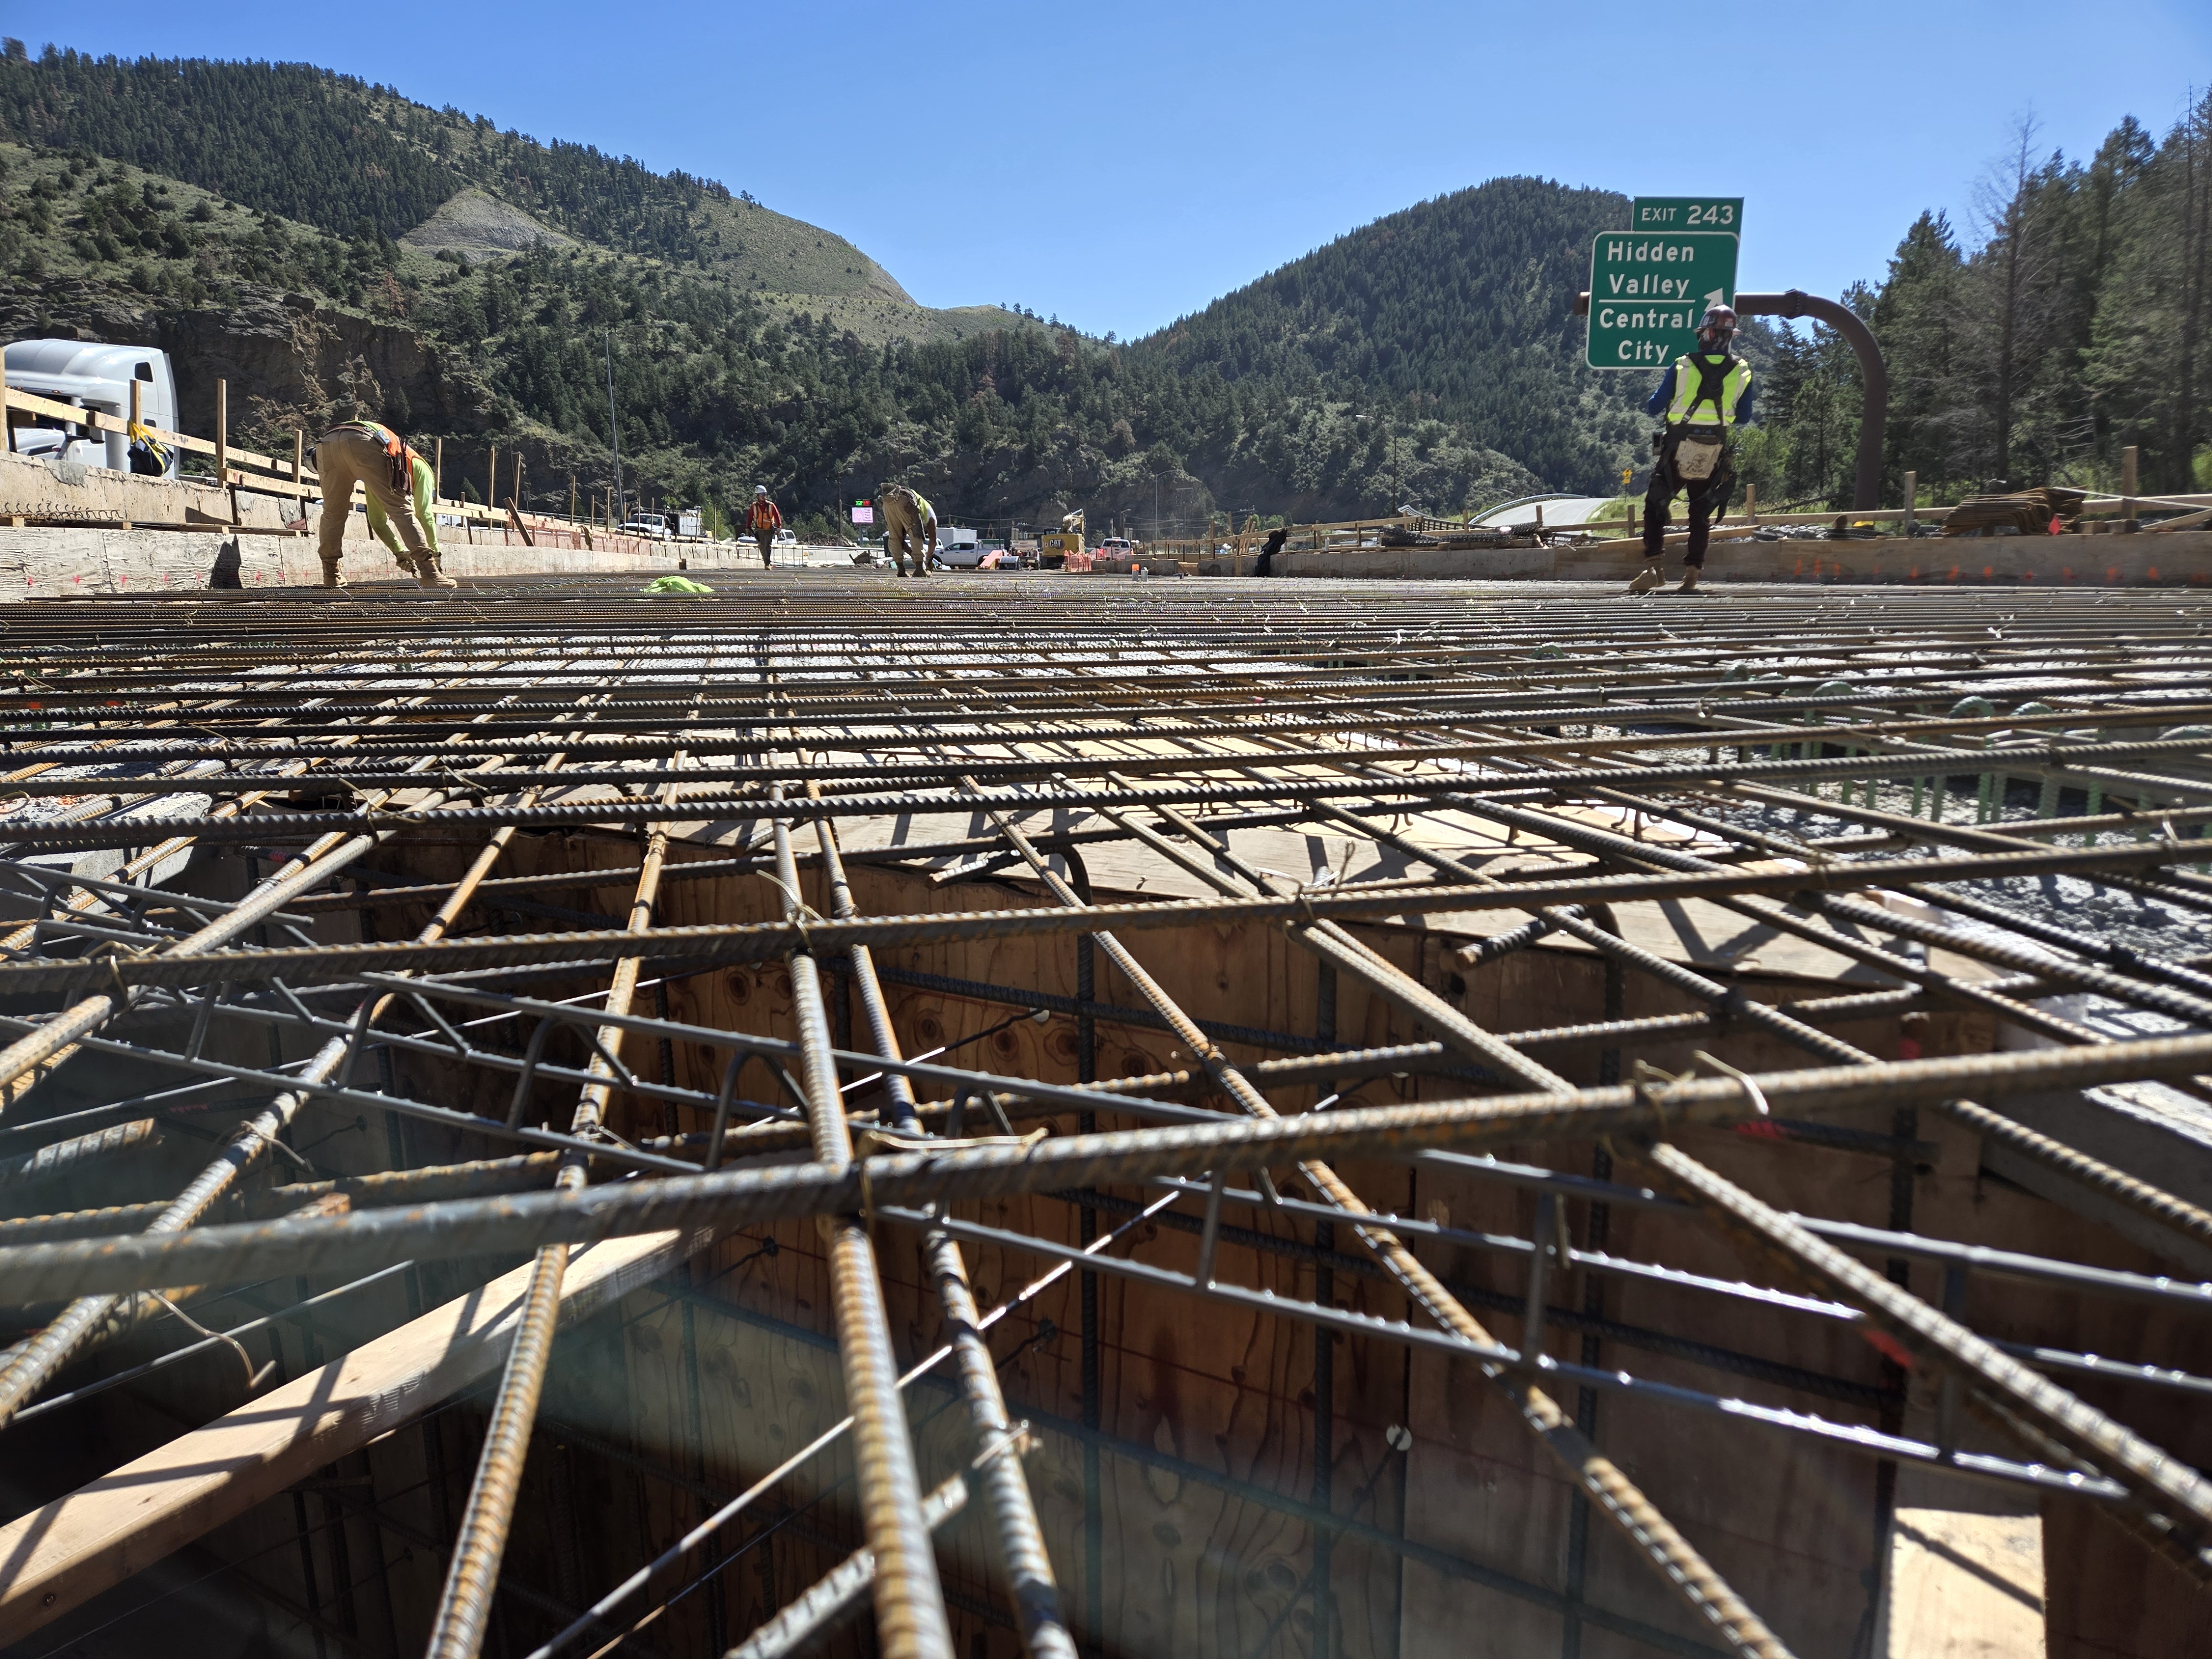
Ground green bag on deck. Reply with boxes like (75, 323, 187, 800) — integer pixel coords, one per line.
(643, 575, 714, 595)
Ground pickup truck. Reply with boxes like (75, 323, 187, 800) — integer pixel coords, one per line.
(622, 513, 671, 540)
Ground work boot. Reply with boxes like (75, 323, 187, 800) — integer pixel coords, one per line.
(1677, 566, 1702, 593)
(415, 553, 458, 591)
(319, 555, 346, 589)
(392, 554, 420, 579)
(1626, 562, 1664, 595)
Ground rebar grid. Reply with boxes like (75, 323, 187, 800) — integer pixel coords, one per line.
(2, 574, 2210, 1659)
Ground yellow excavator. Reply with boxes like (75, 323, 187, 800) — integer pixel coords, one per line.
(1041, 508, 1084, 566)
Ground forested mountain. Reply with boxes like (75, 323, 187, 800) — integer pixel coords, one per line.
(1, 40, 2198, 535)
(1126, 178, 1650, 499)
(0, 45, 909, 307)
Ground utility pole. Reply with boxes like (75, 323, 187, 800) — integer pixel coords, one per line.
(604, 331, 627, 526)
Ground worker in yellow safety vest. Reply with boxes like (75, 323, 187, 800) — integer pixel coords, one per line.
(1628, 305, 1755, 596)
(311, 419, 457, 591)
(880, 483, 938, 577)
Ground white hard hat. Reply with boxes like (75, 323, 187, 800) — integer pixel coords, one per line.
(754, 484, 768, 495)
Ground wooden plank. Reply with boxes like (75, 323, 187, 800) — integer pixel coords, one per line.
(0, 1225, 714, 1644)
(1881, 1494, 2045, 1657)
(2, 387, 312, 482)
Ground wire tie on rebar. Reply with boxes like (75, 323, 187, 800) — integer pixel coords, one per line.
(1631, 1058, 1688, 1135)
(855, 1126, 931, 1157)
(966, 1422, 1035, 1486)
(148, 1289, 275, 1394)
(1692, 1050, 1770, 1119)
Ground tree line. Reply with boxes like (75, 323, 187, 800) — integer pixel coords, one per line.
(1741, 96, 2212, 508)
(0, 45, 719, 265)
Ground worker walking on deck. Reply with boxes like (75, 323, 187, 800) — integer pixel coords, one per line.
(881, 483, 938, 577)
(311, 420, 457, 591)
(1629, 305, 1755, 596)
(745, 484, 784, 567)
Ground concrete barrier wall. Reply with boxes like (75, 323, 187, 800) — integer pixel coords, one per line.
(0, 447, 295, 531)
(1251, 545, 1554, 580)
(1245, 530, 2212, 585)
(0, 525, 756, 595)
(1550, 530, 2212, 585)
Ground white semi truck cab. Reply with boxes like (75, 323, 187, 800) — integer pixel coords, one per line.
(3, 340, 181, 477)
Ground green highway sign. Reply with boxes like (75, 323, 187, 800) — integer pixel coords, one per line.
(1629, 196, 1743, 233)
(1585, 230, 1739, 369)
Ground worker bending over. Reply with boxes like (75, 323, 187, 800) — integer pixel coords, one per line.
(1629, 305, 1755, 595)
(881, 483, 938, 577)
(745, 484, 783, 567)
(312, 420, 457, 590)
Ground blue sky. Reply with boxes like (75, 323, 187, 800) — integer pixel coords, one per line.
(18, 2, 2212, 341)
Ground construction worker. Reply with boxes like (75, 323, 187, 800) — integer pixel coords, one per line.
(745, 484, 783, 567)
(1253, 526, 1289, 577)
(881, 483, 938, 577)
(1627, 305, 1756, 596)
(311, 419, 456, 590)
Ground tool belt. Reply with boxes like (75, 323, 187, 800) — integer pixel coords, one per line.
(1669, 421, 1729, 481)
(325, 421, 412, 495)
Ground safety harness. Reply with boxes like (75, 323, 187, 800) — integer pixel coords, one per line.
(126, 421, 170, 478)
(1665, 353, 1741, 483)
(1683, 353, 1738, 425)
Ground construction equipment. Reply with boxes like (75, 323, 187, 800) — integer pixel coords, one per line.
(1041, 507, 1086, 566)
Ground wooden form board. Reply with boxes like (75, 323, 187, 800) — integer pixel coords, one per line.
(0, 1226, 713, 1645)
(1881, 1491, 2046, 1658)
(659, 795, 1890, 983)
(0, 398, 654, 542)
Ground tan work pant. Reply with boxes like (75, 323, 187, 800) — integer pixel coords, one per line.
(881, 492, 931, 576)
(316, 428, 427, 569)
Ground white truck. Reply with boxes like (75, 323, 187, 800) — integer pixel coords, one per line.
(936, 525, 984, 568)
(3, 340, 180, 477)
